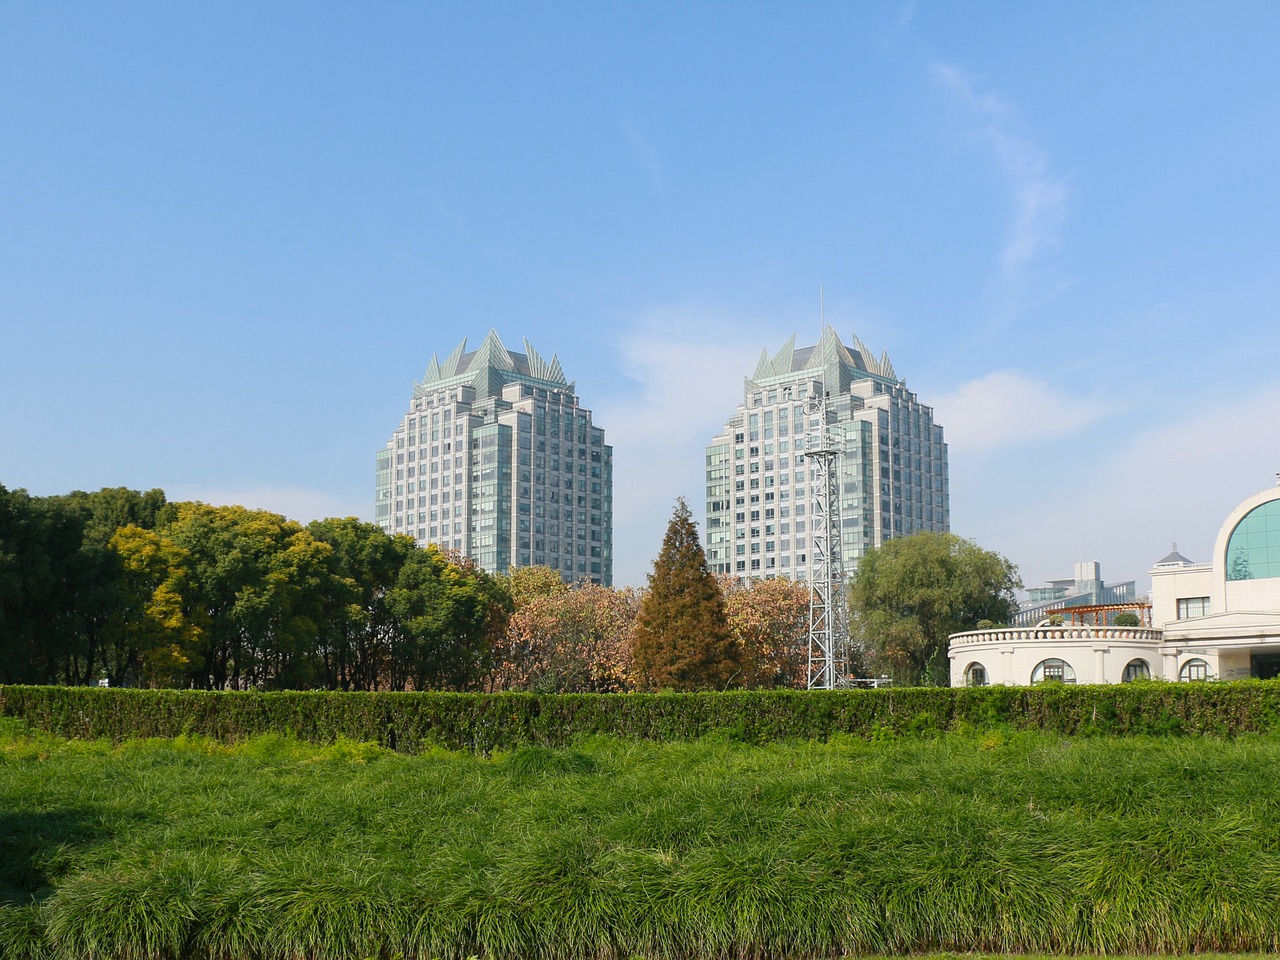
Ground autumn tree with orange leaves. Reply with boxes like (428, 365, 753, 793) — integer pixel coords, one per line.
(490, 568, 639, 692)
(719, 575, 810, 688)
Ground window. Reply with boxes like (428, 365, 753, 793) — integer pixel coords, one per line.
(1122, 659, 1150, 682)
(964, 663, 988, 687)
(1180, 658, 1209, 682)
(1177, 597, 1210, 619)
(1225, 498, 1280, 581)
(1031, 658, 1076, 684)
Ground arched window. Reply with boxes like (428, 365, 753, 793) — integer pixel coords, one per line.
(1226, 499, 1280, 581)
(964, 662, 988, 687)
(1122, 659, 1150, 682)
(1180, 658, 1210, 682)
(1031, 658, 1076, 684)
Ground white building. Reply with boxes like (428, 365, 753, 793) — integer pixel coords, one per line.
(949, 479, 1280, 685)
(704, 326, 949, 581)
(377, 330, 613, 585)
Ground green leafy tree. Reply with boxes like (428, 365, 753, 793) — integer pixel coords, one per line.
(384, 546, 512, 691)
(58, 487, 171, 684)
(307, 518, 412, 690)
(0, 487, 101, 684)
(0, 485, 175, 684)
(632, 498, 740, 690)
(0, 485, 72, 683)
(162, 503, 333, 689)
(1113, 611, 1141, 627)
(850, 531, 1020, 686)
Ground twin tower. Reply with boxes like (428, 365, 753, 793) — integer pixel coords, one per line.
(377, 328, 950, 587)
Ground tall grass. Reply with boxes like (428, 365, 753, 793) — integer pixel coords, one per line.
(6, 717, 1280, 958)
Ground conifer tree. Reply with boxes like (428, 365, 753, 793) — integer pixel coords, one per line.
(633, 498, 740, 690)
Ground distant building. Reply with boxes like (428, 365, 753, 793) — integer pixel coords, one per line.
(704, 325, 949, 581)
(377, 330, 613, 585)
(1014, 561, 1138, 626)
(950, 479, 1280, 685)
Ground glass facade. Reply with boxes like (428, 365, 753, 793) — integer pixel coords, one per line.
(1226, 500, 1280, 581)
(704, 327, 949, 582)
(378, 332, 613, 586)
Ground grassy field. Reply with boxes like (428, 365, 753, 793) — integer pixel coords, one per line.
(4, 717, 1280, 959)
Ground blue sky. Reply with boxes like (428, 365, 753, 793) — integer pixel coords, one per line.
(3, 2, 1278, 591)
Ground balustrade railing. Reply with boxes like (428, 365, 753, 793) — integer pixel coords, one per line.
(950, 625, 1163, 647)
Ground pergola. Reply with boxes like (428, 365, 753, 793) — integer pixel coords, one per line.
(1041, 601, 1154, 628)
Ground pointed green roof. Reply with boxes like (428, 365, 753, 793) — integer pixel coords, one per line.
(413, 331, 572, 399)
(747, 326, 899, 393)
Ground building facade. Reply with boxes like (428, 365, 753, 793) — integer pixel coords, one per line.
(377, 331, 613, 585)
(949, 479, 1280, 685)
(704, 326, 950, 581)
(1014, 561, 1139, 626)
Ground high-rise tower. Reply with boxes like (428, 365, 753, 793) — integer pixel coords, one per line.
(378, 330, 613, 585)
(705, 326, 948, 582)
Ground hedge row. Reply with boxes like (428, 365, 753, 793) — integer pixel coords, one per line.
(6, 681, 1280, 750)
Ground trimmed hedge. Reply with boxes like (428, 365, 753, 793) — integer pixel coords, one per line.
(5, 680, 1280, 750)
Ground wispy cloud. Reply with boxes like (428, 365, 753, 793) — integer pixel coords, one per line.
(932, 62, 1068, 297)
(894, 0, 917, 32)
(621, 118, 665, 196)
(951, 380, 1280, 594)
(933, 370, 1111, 453)
(596, 307, 778, 585)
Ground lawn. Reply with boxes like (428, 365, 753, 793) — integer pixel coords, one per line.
(3, 717, 1280, 959)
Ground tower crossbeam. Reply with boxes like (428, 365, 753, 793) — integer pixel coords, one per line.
(805, 395, 849, 689)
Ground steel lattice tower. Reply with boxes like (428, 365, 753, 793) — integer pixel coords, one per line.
(805, 395, 850, 689)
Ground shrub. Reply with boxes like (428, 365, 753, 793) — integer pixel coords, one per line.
(6, 681, 1280, 751)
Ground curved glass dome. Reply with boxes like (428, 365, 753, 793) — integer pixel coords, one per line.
(1226, 498, 1280, 582)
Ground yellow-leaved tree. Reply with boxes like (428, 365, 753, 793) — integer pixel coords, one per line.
(109, 524, 204, 687)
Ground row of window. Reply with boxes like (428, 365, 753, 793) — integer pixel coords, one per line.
(963, 657, 1210, 686)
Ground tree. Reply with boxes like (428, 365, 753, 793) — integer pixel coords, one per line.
(720, 575, 810, 688)
(1114, 611, 1141, 628)
(383, 546, 512, 691)
(307, 518, 412, 691)
(850, 531, 1020, 686)
(0, 485, 75, 683)
(632, 498, 740, 690)
(503, 564, 570, 608)
(62, 487, 172, 685)
(0, 485, 172, 685)
(162, 503, 334, 689)
(492, 580, 639, 692)
(108, 524, 203, 687)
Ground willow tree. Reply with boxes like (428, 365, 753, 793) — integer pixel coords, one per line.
(632, 498, 740, 691)
(850, 531, 1020, 686)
